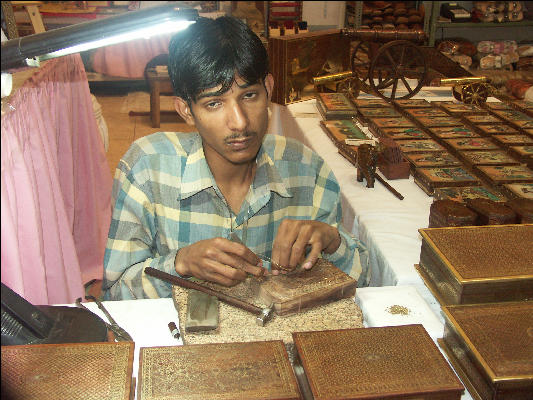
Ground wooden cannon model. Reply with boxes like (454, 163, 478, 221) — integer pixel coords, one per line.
(430, 76, 496, 106)
(338, 28, 429, 102)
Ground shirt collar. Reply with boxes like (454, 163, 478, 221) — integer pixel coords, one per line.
(178, 134, 292, 201)
(253, 143, 292, 198)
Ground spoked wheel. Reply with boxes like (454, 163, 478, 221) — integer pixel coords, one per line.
(336, 78, 360, 99)
(368, 40, 428, 101)
(351, 41, 371, 81)
(452, 83, 489, 106)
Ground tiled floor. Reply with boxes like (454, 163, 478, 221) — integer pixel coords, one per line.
(94, 90, 196, 176)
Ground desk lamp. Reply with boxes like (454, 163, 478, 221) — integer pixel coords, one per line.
(1, 3, 197, 71)
(1, 3, 198, 97)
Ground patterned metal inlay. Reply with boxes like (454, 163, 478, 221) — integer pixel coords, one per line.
(138, 341, 300, 400)
(423, 225, 533, 279)
(1, 342, 133, 400)
(294, 325, 463, 398)
(446, 302, 533, 377)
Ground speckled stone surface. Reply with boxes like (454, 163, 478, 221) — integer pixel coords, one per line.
(172, 282, 363, 361)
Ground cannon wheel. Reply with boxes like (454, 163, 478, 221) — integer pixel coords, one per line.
(452, 83, 489, 106)
(368, 40, 428, 101)
(336, 78, 360, 99)
(350, 41, 371, 81)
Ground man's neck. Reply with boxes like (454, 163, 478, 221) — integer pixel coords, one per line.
(204, 148, 257, 214)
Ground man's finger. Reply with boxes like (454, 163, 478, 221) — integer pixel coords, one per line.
(204, 258, 248, 282)
(301, 243, 321, 270)
(238, 262, 266, 277)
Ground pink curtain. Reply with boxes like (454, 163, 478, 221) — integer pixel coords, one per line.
(1, 54, 112, 304)
(91, 33, 172, 78)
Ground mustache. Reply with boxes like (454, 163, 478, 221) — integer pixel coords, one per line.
(224, 131, 255, 143)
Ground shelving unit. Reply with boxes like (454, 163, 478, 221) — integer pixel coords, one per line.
(344, 2, 431, 42)
(427, 1, 533, 46)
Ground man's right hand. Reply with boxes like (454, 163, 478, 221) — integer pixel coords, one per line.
(174, 237, 264, 286)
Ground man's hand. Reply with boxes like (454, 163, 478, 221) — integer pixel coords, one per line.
(174, 238, 264, 286)
(271, 219, 341, 275)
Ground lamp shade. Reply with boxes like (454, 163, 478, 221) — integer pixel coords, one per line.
(1, 4, 198, 71)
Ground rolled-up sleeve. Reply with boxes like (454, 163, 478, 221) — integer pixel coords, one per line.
(312, 163, 370, 285)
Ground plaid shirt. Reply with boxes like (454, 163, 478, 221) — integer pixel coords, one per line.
(103, 132, 367, 300)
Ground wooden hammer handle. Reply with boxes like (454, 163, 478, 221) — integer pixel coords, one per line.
(374, 173, 404, 200)
(145, 267, 262, 315)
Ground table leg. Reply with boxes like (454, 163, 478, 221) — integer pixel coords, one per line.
(150, 80, 161, 128)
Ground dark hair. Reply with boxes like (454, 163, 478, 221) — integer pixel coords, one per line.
(168, 16, 269, 103)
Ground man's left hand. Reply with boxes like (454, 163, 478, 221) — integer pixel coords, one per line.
(271, 219, 341, 275)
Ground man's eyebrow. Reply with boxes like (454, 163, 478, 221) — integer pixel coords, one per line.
(196, 81, 257, 100)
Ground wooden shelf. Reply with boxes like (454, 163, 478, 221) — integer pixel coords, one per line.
(434, 20, 533, 28)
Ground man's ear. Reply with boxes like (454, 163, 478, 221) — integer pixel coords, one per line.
(174, 97, 195, 126)
(264, 73, 274, 101)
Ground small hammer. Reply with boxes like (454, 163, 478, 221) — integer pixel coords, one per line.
(145, 267, 274, 326)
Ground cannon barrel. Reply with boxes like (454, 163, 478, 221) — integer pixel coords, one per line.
(341, 28, 426, 42)
(312, 71, 354, 86)
(436, 76, 490, 87)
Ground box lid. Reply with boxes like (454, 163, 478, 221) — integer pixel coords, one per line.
(293, 325, 464, 399)
(138, 341, 301, 400)
(442, 301, 533, 383)
(418, 225, 533, 283)
(1, 341, 134, 400)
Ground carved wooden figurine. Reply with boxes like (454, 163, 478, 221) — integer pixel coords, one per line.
(357, 144, 378, 187)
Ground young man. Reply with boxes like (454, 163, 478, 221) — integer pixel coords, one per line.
(103, 16, 368, 300)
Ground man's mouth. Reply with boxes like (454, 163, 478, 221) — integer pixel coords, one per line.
(225, 132, 255, 149)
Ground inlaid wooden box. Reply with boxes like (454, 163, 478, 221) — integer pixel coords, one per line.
(490, 108, 533, 123)
(433, 101, 486, 116)
(511, 99, 533, 117)
(137, 341, 302, 400)
(462, 114, 502, 125)
(483, 102, 512, 111)
(315, 92, 357, 120)
(429, 199, 477, 228)
(506, 198, 533, 223)
(367, 116, 417, 134)
(444, 138, 500, 154)
(439, 301, 533, 400)
(476, 165, 533, 186)
(416, 225, 533, 306)
(293, 325, 464, 400)
(404, 152, 461, 171)
(351, 98, 390, 108)
(403, 107, 449, 119)
(392, 98, 432, 108)
(1, 342, 135, 400)
(507, 145, 533, 163)
(471, 123, 519, 136)
(268, 29, 350, 105)
(491, 134, 533, 149)
(380, 127, 431, 140)
(501, 183, 533, 200)
(396, 139, 446, 154)
(414, 167, 480, 195)
(413, 116, 464, 128)
(433, 186, 506, 203)
(465, 198, 517, 225)
(355, 106, 401, 126)
(427, 126, 480, 140)
(319, 120, 370, 147)
(458, 150, 520, 170)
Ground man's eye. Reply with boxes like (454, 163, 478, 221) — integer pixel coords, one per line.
(206, 101, 221, 109)
(243, 92, 257, 100)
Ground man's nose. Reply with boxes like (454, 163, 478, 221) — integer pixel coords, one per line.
(227, 101, 248, 132)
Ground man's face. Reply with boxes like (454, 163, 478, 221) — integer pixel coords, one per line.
(175, 74, 274, 166)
